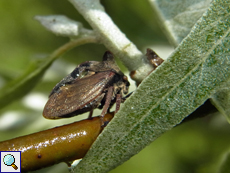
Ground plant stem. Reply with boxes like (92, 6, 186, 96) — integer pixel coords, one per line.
(68, 0, 154, 83)
(50, 36, 98, 59)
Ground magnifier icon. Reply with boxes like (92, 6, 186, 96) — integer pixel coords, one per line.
(3, 154, 18, 170)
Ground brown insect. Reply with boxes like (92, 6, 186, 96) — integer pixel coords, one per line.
(43, 51, 130, 120)
(146, 48, 164, 69)
(130, 48, 164, 85)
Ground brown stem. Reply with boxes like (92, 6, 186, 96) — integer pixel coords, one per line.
(0, 114, 113, 172)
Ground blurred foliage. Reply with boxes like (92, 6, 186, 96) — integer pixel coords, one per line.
(111, 113, 230, 173)
(0, 0, 228, 173)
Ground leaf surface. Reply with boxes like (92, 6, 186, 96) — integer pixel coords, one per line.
(150, 0, 230, 122)
(150, 0, 212, 46)
(74, 0, 230, 172)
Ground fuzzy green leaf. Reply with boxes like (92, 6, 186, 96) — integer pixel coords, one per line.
(210, 79, 230, 123)
(150, 0, 212, 46)
(151, 0, 230, 123)
(74, 0, 230, 172)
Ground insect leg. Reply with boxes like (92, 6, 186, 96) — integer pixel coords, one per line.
(121, 92, 133, 103)
(100, 86, 114, 117)
(115, 94, 121, 113)
(88, 110, 93, 119)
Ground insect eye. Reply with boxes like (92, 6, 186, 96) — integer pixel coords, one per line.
(70, 68, 80, 78)
(79, 71, 89, 78)
(78, 71, 96, 79)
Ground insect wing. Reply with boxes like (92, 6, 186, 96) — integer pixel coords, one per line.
(43, 71, 115, 119)
(49, 61, 99, 97)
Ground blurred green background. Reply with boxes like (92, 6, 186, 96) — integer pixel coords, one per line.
(0, 0, 229, 173)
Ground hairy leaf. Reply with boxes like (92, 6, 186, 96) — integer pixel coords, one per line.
(150, 0, 211, 46)
(150, 0, 230, 123)
(74, 0, 230, 172)
(149, 0, 211, 46)
(210, 79, 230, 123)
